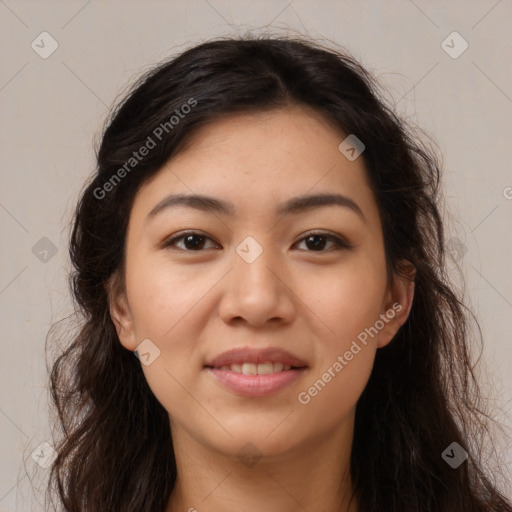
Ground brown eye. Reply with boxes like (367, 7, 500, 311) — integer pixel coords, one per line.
(295, 232, 351, 252)
(163, 232, 219, 251)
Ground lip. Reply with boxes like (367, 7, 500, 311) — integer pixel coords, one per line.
(204, 346, 308, 397)
(204, 347, 308, 368)
(206, 367, 307, 397)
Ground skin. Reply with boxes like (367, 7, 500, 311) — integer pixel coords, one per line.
(109, 105, 415, 512)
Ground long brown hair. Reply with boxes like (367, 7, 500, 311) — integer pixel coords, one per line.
(47, 35, 512, 511)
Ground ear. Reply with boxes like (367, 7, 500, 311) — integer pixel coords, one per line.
(377, 261, 416, 349)
(106, 273, 137, 351)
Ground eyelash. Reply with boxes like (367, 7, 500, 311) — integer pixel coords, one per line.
(162, 230, 352, 253)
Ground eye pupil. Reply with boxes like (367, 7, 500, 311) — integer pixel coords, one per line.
(184, 234, 204, 250)
(305, 235, 326, 251)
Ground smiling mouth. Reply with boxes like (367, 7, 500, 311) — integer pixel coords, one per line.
(203, 346, 308, 396)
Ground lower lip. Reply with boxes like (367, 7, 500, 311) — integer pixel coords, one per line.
(206, 367, 307, 397)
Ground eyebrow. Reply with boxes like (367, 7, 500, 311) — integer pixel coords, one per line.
(147, 192, 366, 223)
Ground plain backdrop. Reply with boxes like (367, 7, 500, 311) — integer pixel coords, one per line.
(0, 1, 511, 509)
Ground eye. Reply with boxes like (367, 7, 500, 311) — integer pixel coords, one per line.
(162, 230, 351, 252)
(162, 231, 220, 251)
(294, 232, 351, 252)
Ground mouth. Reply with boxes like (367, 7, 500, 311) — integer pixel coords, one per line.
(204, 347, 308, 397)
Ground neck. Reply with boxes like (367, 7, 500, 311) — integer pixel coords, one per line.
(166, 412, 359, 512)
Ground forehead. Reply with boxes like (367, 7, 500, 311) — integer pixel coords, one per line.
(131, 106, 379, 225)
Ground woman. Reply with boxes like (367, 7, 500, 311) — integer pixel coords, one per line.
(47, 35, 512, 511)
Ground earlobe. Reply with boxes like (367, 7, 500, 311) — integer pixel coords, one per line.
(106, 275, 137, 351)
(377, 262, 416, 348)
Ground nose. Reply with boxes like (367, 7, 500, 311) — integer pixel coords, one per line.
(218, 239, 296, 328)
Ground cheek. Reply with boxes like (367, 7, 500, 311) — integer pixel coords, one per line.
(296, 350, 374, 431)
(123, 257, 217, 404)
(125, 256, 216, 340)
(125, 258, 214, 424)
(304, 253, 388, 348)
(300, 254, 388, 416)
(296, 266, 383, 419)
(297, 251, 386, 412)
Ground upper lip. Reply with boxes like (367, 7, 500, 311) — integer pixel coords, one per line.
(205, 347, 308, 368)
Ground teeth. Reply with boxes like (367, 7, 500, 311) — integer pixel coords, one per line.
(257, 362, 274, 375)
(273, 362, 284, 372)
(218, 361, 294, 374)
(242, 363, 257, 375)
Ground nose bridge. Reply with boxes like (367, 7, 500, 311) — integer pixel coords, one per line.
(218, 234, 295, 326)
(234, 233, 281, 297)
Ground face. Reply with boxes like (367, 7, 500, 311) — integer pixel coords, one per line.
(110, 106, 414, 460)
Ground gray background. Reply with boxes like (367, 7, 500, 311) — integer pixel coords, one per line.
(1, 0, 511, 509)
